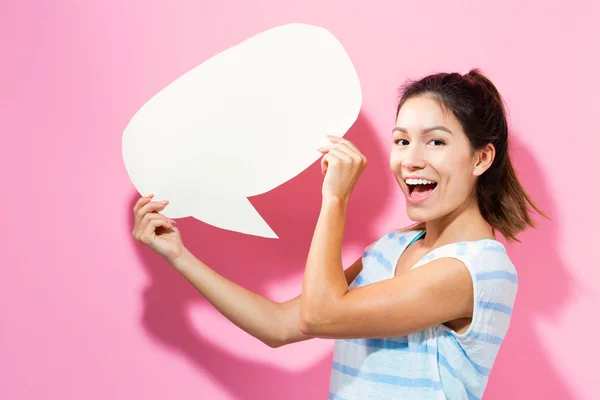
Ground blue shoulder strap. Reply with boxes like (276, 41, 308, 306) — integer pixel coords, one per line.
(407, 230, 425, 247)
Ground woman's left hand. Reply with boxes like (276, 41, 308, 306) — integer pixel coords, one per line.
(318, 135, 367, 205)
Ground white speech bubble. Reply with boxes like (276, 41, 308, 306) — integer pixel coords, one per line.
(122, 23, 362, 238)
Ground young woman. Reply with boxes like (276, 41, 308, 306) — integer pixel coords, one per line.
(132, 69, 543, 399)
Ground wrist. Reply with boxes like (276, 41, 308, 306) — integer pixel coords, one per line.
(321, 194, 349, 213)
(168, 246, 192, 269)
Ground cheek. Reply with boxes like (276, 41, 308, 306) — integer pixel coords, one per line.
(389, 151, 402, 171)
(436, 153, 473, 189)
(428, 152, 456, 177)
(448, 164, 476, 195)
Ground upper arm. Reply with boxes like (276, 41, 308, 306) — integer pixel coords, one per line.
(276, 256, 363, 346)
(300, 257, 473, 339)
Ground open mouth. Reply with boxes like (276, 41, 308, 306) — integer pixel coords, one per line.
(405, 178, 438, 200)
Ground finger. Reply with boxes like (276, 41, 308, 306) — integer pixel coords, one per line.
(135, 200, 169, 230)
(135, 212, 170, 239)
(321, 152, 339, 174)
(329, 148, 353, 164)
(138, 214, 172, 242)
(332, 143, 359, 160)
(320, 138, 363, 162)
(318, 135, 345, 152)
(321, 153, 328, 174)
(317, 146, 332, 156)
(322, 152, 342, 173)
(140, 218, 173, 244)
(342, 143, 367, 166)
(331, 140, 367, 166)
(318, 142, 357, 157)
(326, 135, 361, 154)
(133, 193, 154, 214)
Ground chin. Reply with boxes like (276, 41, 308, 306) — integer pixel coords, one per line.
(405, 205, 434, 223)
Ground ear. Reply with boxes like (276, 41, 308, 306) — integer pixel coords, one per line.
(473, 143, 495, 176)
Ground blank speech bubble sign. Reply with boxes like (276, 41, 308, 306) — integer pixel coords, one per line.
(122, 23, 362, 238)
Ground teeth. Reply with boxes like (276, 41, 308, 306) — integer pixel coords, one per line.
(405, 178, 436, 185)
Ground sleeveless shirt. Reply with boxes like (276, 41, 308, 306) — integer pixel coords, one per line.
(328, 230, 518, 399)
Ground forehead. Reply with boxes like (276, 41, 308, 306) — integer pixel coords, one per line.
(396, 95, 461, 131)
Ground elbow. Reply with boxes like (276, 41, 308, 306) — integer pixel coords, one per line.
(264, 338, 285, 348)
(264, 325, 289, 349)
(299, 308, 323, 336)
(299, 317, 313, 336)
(299, 314, 337, 337)
(300, 300, 341, 336)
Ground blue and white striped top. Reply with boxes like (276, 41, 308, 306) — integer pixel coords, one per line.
(328, 229, 518, 400)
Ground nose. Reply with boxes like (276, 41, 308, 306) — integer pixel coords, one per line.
(402, 144, 426, 170)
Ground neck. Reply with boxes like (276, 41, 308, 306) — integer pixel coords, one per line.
(421, 197, 493, 248)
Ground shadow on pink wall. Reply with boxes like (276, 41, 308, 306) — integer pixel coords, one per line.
(129, 113, 388, 399)
(128, 117, 574, 399)
(483, 132, 575, 400)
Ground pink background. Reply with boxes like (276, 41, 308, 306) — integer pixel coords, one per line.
(2, 1, 598, 399)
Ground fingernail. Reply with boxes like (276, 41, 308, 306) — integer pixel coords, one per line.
(160, 200, 168, 204)
(146, 193, 154, 198)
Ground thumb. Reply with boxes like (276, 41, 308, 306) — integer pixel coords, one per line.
(320, 154, 328, 175)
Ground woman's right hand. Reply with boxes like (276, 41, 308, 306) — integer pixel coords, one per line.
(132, 194, 184, 263)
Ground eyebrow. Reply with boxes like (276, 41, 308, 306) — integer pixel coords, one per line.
(392, 125, 453, 135)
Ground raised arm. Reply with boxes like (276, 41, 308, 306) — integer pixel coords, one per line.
(170, 247, 364, 348)
(133, 194, 367, 348)
(273, 256, 363, 347)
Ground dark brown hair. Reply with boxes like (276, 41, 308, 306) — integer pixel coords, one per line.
(397, 69, 547, 242)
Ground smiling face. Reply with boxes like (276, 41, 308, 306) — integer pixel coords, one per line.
(390, 95, 482, 223)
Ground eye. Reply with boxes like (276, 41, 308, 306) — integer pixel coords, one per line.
(428, 139, 445, 146)
(394, 139, 409, 146)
